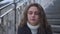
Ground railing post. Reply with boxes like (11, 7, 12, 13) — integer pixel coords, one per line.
(0, 17, 4, 34)
(14, 0, 17, 34)
(1, 17, 4, 34)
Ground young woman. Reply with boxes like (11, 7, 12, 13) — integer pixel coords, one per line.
(18, 3, 52, 34)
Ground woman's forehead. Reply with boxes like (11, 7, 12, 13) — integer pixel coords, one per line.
(28, 6, 39, 12)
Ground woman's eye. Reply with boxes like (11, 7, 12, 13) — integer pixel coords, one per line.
(35, 12, 39, 15)
(28, 11, 32, 15)
(28, 11, 40, 15)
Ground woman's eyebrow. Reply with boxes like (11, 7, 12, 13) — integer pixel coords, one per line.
(28, 11, 32, 12)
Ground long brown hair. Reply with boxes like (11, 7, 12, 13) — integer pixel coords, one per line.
(19, 3, 52, 34)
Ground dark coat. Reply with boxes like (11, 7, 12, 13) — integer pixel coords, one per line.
(17, 24, 52, 34)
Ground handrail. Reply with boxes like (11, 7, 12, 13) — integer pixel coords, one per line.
(0, 0, 23, 10)
(0, 0, 28, 18)
(0, 8, 13, 18)
(0, 2, 13, 10)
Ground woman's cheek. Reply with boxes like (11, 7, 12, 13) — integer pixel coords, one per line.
(28, 15, 31, 21)
(35, 16, 40, 21)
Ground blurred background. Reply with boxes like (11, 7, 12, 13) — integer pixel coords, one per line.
(0, 0, 60, 34)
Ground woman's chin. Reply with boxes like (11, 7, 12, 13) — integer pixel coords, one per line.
(30, 21, 38, 25)
(30, 21, 36, 23)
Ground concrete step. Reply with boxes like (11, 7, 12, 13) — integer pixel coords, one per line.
(51, 25, 60, 33)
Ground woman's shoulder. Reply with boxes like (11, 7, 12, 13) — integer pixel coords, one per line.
(17, 24, 32, 34)
(46, 25, 53, 34)
(17, 25, 27, 34)
(17, 24, 30, 34)
(17, 26, 23, 34)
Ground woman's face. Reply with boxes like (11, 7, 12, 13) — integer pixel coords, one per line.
(27, 6, 40, 26)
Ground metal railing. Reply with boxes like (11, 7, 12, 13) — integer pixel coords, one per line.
(0, 0, 31, 34)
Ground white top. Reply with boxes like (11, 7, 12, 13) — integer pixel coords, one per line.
(27, 22, 40, 34)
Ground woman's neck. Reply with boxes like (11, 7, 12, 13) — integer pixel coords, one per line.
(27, 22, 40, 29)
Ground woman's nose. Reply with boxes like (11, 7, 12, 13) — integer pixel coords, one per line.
(32, 13, 35, 17)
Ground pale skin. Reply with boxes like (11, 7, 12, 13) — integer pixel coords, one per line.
(27, 6, 40, 26)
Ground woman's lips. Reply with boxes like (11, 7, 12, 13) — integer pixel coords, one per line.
(31, 19, 36, 21)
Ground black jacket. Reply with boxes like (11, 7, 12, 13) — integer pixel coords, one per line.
(17, 24, 52, 34)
